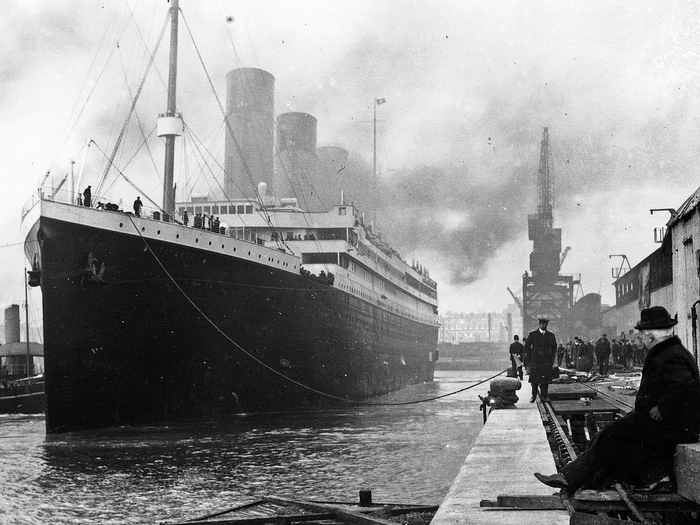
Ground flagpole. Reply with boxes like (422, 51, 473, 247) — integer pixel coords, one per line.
(373, 98, 386, 231)
(373, 100, 377, 228)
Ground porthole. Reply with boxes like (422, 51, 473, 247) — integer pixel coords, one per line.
(141, 227, 145, 232)
(176, 234, 179, 239)
(119, 223, 123, 228)
(195, 239, 199, 243)
(157, 230, 161, 235)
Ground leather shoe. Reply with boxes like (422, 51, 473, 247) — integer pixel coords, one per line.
(534, 472, 569, 490)
(530, 396, 536, 403)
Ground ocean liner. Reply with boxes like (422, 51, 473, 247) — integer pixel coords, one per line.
(20, 1, 439, 433)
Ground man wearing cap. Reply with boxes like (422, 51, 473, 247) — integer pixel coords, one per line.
(523, 318, 558, 403)
(534, 306, 700, 492)
(509, 335, 524, 380)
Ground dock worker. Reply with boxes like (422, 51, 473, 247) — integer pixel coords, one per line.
(509, 335, 524, 380)
(595, 333, 612, 376)
(535, 306, 700, 492)
(523, 318, 557, 402)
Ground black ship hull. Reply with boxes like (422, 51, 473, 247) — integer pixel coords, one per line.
(25, 207, 437, 433)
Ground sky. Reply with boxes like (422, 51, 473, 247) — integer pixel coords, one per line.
(2, 0, 700, 326)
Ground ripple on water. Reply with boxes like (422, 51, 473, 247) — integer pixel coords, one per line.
(0, 370, 492, 524)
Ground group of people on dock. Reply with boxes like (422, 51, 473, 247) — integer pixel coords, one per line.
(513, 306, 700, 494)
(553, 336, 647, 372)
(510, 329, 649, 384)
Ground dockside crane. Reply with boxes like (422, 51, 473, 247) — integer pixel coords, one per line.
(522, 128, 579, 337)
(507, 287, 523, 313)
(560, 246, 571, 269)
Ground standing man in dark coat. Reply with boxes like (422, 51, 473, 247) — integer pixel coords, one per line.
(523, 318, 558, 402)
(509, 335, 524, 380)
(535, 306, 700, 492)
(595, 334, 612, 376)
(133, 196, 143, 217)
(83, 185, 92, 207)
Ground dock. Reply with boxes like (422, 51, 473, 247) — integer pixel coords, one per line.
(431, 378, 700, 524)
(430, 399, 569, 525)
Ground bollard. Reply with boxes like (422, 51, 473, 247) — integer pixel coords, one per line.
(359, 489, 372, 507)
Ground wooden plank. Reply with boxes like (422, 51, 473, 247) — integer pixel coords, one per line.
(573, 490, 690, 503)
(263, 497, 399, 525)
(165, 512, 337, 525)
(178, 499, 265, 523)
(480, 491, 697, 513)
(548, 384, 598, 400)
(549, 399, 620, 417)
(482, 491, 691, 507)
(570, 513, 635, 525)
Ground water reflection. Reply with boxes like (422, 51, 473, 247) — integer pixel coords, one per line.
(2, 371, 490, 525)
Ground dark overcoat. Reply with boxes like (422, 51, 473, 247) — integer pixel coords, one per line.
(635, 335, 700, 441)
(523, 329, 557, 384)
(583, 336, 700, 471)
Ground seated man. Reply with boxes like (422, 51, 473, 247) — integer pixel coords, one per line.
(535, 306, 700, 492)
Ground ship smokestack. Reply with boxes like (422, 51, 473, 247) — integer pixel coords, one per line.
(274, 112, 320, 206)
(225, 68, 275, 197)
(4, 304, 20, 344)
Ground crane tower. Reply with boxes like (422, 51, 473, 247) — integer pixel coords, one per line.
(522, 128, 579, 338)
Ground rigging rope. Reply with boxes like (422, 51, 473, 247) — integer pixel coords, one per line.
(127, 214, 501, 406)
(94, 10, 170, 200)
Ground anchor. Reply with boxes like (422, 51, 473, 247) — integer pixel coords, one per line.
(80, 252, 106, 289)
(27, 253, 41, 287)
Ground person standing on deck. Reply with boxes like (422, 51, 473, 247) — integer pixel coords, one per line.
(523, 318, 557, 402)
(133, 196, 143, 217)
(509, 335, 524, 380)
(83, 185, 92, 207)
(535, 306, 700, 492)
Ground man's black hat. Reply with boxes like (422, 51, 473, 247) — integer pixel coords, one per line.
(538, 318, 550, 323)
(634, 306, 677, 330)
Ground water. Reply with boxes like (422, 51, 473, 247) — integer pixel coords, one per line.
(0, 371, 495, 525)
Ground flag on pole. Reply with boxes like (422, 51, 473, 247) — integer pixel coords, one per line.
(375, 98, 386, 105)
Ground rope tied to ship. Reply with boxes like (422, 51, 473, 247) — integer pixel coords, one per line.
(128, 214, 504, 406)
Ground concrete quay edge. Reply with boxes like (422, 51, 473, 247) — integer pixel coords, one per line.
(430, 400, 569, 525)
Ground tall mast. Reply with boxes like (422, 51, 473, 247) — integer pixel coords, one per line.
(160, 0, 182, 216)
(24, 268, 31, 379)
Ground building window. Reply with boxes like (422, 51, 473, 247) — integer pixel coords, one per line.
(339, 207, 347, 216)
(237, 205, 245, 214)
(212, 205, 220, 214)
(246, 205, 253, 214)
